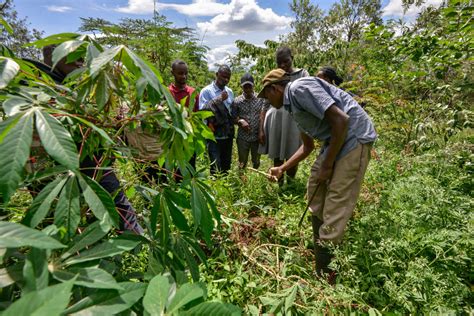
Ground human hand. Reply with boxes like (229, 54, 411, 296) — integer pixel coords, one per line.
(316, 165, 333, 184)
(220, 91, 229, 101)
(239, 119, 250, 131)
(259, 131, 265, 145)
(269, 167, 283, 182)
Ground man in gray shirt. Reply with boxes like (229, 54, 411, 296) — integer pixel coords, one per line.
(258, 68, 376, 280)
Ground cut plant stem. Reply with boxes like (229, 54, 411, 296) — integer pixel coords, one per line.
(247, 167, 278, 182)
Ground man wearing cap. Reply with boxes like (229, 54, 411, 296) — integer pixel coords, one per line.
(259, 68, 377, 279)
(199, 65, 234, 175)
(232, 73, 266, 170)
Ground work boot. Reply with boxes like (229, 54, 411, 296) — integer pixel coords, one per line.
(315, 244, 332, 276)
(311, 215, 323, 246)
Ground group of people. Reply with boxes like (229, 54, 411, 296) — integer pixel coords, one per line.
(30, 44, 377, 282)
(196, 46, 376, 281)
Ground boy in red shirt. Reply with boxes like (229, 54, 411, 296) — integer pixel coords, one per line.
(168, 60, 199, 172)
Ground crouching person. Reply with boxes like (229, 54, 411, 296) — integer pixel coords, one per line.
(259, 69, 377, 281)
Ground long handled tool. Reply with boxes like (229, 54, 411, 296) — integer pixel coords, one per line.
(297, 182, 320, 227)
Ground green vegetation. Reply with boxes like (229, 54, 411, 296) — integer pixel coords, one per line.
(0, 0, 472, 314)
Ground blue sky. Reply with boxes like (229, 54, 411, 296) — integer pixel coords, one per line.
(13, 0, 442, 67)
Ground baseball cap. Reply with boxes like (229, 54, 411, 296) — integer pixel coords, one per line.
(240, 73, 254, 86)
(257, 68, 290, 98)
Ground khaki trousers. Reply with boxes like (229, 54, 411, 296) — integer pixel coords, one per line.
(307, 143, 372, 244)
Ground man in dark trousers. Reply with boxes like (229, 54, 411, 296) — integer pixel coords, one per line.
(27, 45, 143, 234)
(259, 68, 377, 280)
(199, 65, 234, 175)
(232, 73, 265, 170)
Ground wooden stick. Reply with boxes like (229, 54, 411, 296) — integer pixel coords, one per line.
(247, 167, 278, 182)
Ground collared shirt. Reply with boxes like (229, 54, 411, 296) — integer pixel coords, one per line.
(199, 81, 234, 139)
(198, 81, 234, 111)
(232, 93, 266, 142)
(284, 77, 377, 160)
(168, 84, 199, 112)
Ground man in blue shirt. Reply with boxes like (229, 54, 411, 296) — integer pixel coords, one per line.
(199, 65, 234, 175)
(258, 68, 377, 280)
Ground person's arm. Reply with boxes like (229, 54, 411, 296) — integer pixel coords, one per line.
(316, 104, 348, 182)
(259, 109, 266, 144)
(270, 132, 314, 179)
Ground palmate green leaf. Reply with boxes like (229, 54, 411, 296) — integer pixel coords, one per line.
(62, 282, 146, 315)
(52, 267, 123, 290)
(22, 248, 49, 295)
(54, 174, 81, 238)
(177, 237, 199, 282)
(123, 47, 162, 94)
(164, 189, 190, 231)
(28, 33, 80, 48)
(68, 115, 114, 144)
(0, 263, 23, 288)
(190, 180, 214, 245)
(94, 72, 110, 111)
(77, 173, 119, 228)
(0, 113, 21, 143)
(2, 96, 32, 116)
(182, 302, 242, 316)
(90, 45, 123, 77)
(23, 175, 68, 228)
(0, 57, 20, 89)
(61, 221, 110, 260)
(51, 40, 85, 70)
(0, 17, 13, 34)
(2, 278, 75, 316)
(143, 275, 171, 315)
(0, 221, 65, 249)
(0, 112, 33, 203)
(34, 109, 79, 170)
(63, 236, 140, 266)
(167, 282, 206, 314)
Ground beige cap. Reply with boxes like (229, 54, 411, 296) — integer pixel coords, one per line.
(257, 68, 290, 98)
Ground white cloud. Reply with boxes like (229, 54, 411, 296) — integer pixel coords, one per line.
(116, 0, 227, 16)
(46, 5, 73, 13)
(382, 0, 444, 17)
(197, 0, 292, 35)
(206, 44, 237, 70)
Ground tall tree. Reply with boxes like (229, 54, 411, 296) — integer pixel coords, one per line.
(322, 0, 382, 44)
(79, 15, 209, 85)
(284, 0, 324, 54)
(0, 0, 43, 58)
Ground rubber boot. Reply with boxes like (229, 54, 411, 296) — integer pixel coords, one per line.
(311, 215, 323, 248)
(315, 245, 332, 276)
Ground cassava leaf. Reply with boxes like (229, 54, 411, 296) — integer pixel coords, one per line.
(35, 109, 79, 170)
(0, 57, 20, 89)
(2, 278, 75, 316)
(143, 275, 171, 315)
(22, 248, 49, 294)
(51, 40, 85, 70)
(77, 173, 119, 228)
(167, 282, 206, 314)
(54, 174, 81, 238)
(90, 45, 123, 77)
(28, 32, 80, 48)
(63, 236, 139, 265)
(182, 302, 242, 316)
(61, 220, 110, 260)
(0, 17, 13, 34)
(0, 112, 33, 203)
(23, 175, 68, 228)
(52, 267, 122, 290)
(62, 282, 146, 315)
(0, 221, 65, 249)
